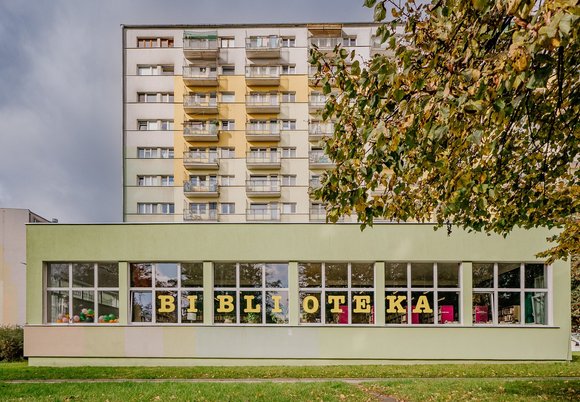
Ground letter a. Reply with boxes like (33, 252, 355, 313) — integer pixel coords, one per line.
(412, 295, 433, 313)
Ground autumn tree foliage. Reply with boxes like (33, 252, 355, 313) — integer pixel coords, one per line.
(310, 0, 579, 262)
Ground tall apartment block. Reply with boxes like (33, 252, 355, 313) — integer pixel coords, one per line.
(123, 23, 386, 223)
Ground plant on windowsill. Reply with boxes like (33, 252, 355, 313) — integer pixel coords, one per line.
(244, 312, 261, 324)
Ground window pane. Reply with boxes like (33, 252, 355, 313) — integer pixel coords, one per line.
(156, 290, 178, 323)
(385, 290, 408, 324)
(325, 291, 348, 324)
(437, 263, 459, 287)
(130, 263, 152, 287)
(72, 263, 94, 287)
(214, 263, 236, 287)
(72, 290, 95, 323)
(214, 290, 236, 323)
(438, 291, 460, 324)
(473, 263, 494, 288)
(411, 291, 434, 324)
(351, 291, 374, 324)
(498, 263, 520, 288)
(498, 292, 521, 324)
(131, 291, 152, 322)
(240, 263, 263, 288)
(525, 292, 547, 324)
(411, 263, 433, 288)
(265, 263, 288, 288)
(351, 263, 374, 288)
(300, 292, 321, 323)
(98, 291, 119, 323)
(181, 291, 203, 323)
(325, 263, 348, 288)
(525, 264, 546, 288)
(156, 263, 178, 287)
(299, 263, 322, 288)
(47, 290, 69, 323)
(385, 263, 407, 288)
(473, 292, 493, 324)
(181, 263, 203, 287)
(47, 263, 69, 287)
(240, 291, 263, 324)
(266, 291, 288, 324)
(98, 263, 118, 287)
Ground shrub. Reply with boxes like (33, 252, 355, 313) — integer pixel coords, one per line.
(0, 325, 24, 361)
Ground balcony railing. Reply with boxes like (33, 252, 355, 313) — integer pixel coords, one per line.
(183, 208, 218, 222)
(245, 66, 281, 85)
(246, 206, 281, 221)
(183, 95, 218, 113)
(309, 122, 334, 140)
(183, 34, 219, 59)
(246, 122, 280, 141)
(183, 66, 218, 86)
(246, 179, 281, 197)
(246, 94, 280, 113)
(309, 151, 335, 168)
(183, 181, 219, 197)
(183, 121, 219, 141)
(183, 152, 219, 169)
(246, 151, 281, 169)
(245, 37, 281, 58)
(309, 206, 327, 221)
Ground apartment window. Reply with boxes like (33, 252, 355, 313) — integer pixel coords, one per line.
(161, 93, 174, 102)
(160, 203, 175, 214)
(137, 203, 174, 214)
(282, 203, 297, 214)
(472, 263, 548, 325)
(137, 148, 174, 159)
(137, 65, 174, 76)
(137, 176, 157, 186)
(281, 92, 296, 103)
(138, 93, 158, 103)
(342, 37, 357, 47)
(160, 148, 174, 158)
(384, 262, 461, 325)
(138, 120, 156, 130)
(221, 203, 235, 214)
(281, 120, 296, 130)
(220, 175, 235, 186)
(214, 263, 289, 324)
(299, 262, 374, 324)
(160, 120, 174, 130)
(220, 148, 235, 158)
(282, 175, 297, 186)
(221, 120, 236, 131)
(46, 263, 119, 324)
(281, 37, 296, 47)
(281, 65, 296, 74)
(130, 263, 203, 324)
(221, 92, 235, 103)
(160, 176, 174, 186)
(220, 37, 235, 48)
(160, 38, 174, 48)
(221, 66, 235, 75)
(161, 65, 174, 75)
(137, 37, 174, 48)
(282, 147, 296, 158)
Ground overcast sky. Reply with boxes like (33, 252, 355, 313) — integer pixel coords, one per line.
(0, 0, 374, 223)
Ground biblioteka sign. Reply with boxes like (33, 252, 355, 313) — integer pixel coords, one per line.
(157, 294, 434, 315)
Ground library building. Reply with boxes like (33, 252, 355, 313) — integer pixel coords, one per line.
(23, 223, 571, 366)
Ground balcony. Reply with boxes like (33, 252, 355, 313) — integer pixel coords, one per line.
(183, 121, 219, 141)
(309, 95, 327, 112)
(309, 177, 322, 190)
(246, 94, 280, 114)
(183, 32, 219, 59)
(309, 122, 334, 141)
(183, 95, 218, 114)
(183, 152, 219, 170)
(246, 179, 281, 197)
(309, 151, 335, 169)
(183, 181, 219, 197)
(309, 205, 327, 221)
(183, 66, 218, 86)
(246, 122, 280, 141)
(246, 206, 281, 221)
(246, 151, 281, 169)
(310, 37, 342, 56)
(245, 37, 281, 59)
(183, 208, 218, 222)
(245, 66, 281, 86)
(308, 66, 337, 87)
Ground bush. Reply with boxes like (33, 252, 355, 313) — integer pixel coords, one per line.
(0, 325, 24, 361)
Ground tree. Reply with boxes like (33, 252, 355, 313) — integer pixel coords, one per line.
(310, 0, 579, 262)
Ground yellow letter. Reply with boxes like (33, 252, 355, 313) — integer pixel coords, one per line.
(302, 295, 319, 313)
(412, 295, 433, 313)
(243, 295, 261, 313)
(327, 295, 346, 313)
(217, 295, 234, 313)
(271, 295, 282, 313)
(186, 295, 198, 313)
(157, 295, 175, 313)
(386, 295, 406, 313)
(353, 295, 371, 313)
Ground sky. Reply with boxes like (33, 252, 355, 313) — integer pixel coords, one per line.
(0, 0, 374, 223)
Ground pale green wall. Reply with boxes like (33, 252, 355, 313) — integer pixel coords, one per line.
(25, 223, 571, 365)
